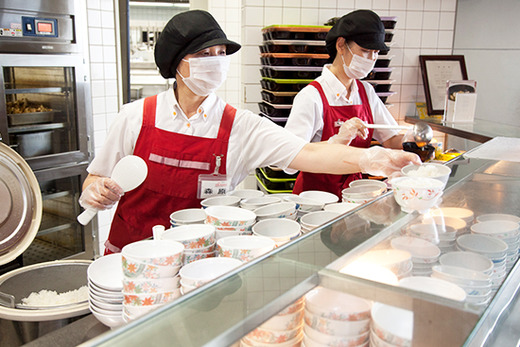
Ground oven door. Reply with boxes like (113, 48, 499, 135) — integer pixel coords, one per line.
(0, 54, 91, 171)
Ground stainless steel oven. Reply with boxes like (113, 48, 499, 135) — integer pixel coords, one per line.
(0, 0, 93, 268)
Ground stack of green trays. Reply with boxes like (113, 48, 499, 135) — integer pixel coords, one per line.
(255, 167, 298, 194)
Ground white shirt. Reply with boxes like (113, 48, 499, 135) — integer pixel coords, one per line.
(88, 88, 307, 191)
(285, 64, 399, 144)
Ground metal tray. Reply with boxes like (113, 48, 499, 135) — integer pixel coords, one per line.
(7, 111, 57, 126)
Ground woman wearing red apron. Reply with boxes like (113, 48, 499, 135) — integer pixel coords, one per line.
(78, 10, 420, 254)
(287, 10, 407, 198)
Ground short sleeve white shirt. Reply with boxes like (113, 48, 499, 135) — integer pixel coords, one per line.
(88, 87, 307, 191)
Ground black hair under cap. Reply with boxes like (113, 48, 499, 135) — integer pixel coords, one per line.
(155, 10, 241, 79)
(326, 9, 388, 60)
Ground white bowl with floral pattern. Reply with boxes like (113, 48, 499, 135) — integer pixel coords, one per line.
(391, 176, 444, 214)
(161, 224, 216, 249)
(304, 286, 371, 322)
(179, 257, 243, 287)
(217, 235, 275, 262)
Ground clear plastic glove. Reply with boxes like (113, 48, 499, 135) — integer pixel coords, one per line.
(79, 177, 124, 211)
(328, 117, 368, 145)
(358, 146, 421, 179)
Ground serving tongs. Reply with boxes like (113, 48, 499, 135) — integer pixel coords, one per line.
(0, 290, 86, 310)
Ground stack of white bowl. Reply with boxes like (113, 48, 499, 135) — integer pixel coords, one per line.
(299, 190, 339, 205)
(179, 257, 242, 294)
(161, 224, 217, 265)
(252, 218, 301, 247)
(323, 201, 361, 214)
(240, 196, 281, 210)
(370, 302, 413, 347)
(342, 179, 387, 205)
(399, 276, 467, 302)
(227, 189, 264, 200)
(282, 195, 324, 220)
(87, 253, 125, 328)
(121, 240, 184, 321)
(456, 234, 508, 292)
(253, 201, 297, 221)
(354, 249, 413, 280)
(201, 195, 241, 208)
(303, 286, 371, 347)
(470, 219, 519, 271)
(420, 215, 468, 252)
(430, 207, 474, 225)
(299, 211, 341, 234)
(217, 235, 275, 262)
(169, 208, 206, 228)
(204, 206, 256, 240)
(431, 264, 492, 307)
(242, 297, 305, 347)
(390, 236, 440, 276)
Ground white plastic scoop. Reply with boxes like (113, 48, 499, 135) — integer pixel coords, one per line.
(77, 155, 148, 226)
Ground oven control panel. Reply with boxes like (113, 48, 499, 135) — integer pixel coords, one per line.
(22, 17, 58, 38)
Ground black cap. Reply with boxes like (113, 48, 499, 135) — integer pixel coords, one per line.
(155, 10, 241, 79)
(326, 10, 388, 59)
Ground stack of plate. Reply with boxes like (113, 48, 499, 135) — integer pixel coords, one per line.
(161, 224, 217, 265)
(87, 254, 125, 328)
(431, 265, 492, 307)
(470, 220, 519, 271)
(299, 211, 340, 234)
(371, 303, 413, 347)
(390, 236, 440, 276)
(354, 249, 413, 280)
(456, 234, 508, 292)
(303, 287, 371, 347)
(169, 208, 206, 228)
(178, 257, 242, 294)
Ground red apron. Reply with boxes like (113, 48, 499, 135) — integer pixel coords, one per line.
(105, 95, 236, 254)
(292, 80, 374, 198)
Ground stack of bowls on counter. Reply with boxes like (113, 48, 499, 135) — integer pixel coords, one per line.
(323, 201, 361, 214)
(217, 235, 275, 262)
(161, 224, 217, 265)
(303, 286, 371, 347)
(431, 264, 492, 307)
(430, 207, 475, 225)
(204, 205, 256, 240)
(342, 179, 387, 205)
(242, 297, 305, 347)
(299, 190, 339, 205)
(353, 249, 413, 280)
(169, 208, 206, 228)
(371, 303, 413, 347)
(87, 253, 125, 328)
(398, 276, 466, 302)
(121, 239, 184, 321)
(390, 236, 440, 276)
(419, 215, 468, 252)
(282, 195, 324, 220)
(456, 233, 508, 292)
(254, 201, 298, 221)
(240, 196, 282, 210)
(228, 188, 265, 200)
(252, 218, 301, 247)
(470, 219, 519, 271)
(299, 211, 340, 234)
(179, 257, 243, 294)
(405, 222, 457, 253)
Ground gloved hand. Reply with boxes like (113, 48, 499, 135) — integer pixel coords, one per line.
(328, 117, 368, 145)
(358, 146, 421, 179)
(79, 177, 124, 211)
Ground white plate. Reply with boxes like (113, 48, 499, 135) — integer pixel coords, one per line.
(87, 254, 124, 291)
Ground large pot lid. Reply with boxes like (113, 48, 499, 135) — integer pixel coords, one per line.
(0, 142, 42, 266)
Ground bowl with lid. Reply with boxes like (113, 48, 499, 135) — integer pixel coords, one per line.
(391, 177, 444, 213)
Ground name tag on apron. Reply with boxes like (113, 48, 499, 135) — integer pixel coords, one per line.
(197, 154, 228, 199)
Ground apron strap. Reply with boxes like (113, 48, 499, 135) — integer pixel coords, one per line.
(142, 95, 158, 128)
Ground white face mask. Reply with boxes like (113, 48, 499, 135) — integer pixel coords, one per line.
(177, 55, 231, 96)
(342, 44, 376, 80)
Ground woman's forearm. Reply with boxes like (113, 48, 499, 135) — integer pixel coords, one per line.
(288, 142, 365, 174)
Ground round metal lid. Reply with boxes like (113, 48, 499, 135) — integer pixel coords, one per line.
(0, 142, 42, 266)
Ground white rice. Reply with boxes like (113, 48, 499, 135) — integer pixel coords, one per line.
(396, 177, 442, 188)
(407, 165, 442, 178)
(20, 285, 88, 307)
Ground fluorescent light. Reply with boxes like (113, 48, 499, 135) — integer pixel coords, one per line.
(129, 1, 189, 8)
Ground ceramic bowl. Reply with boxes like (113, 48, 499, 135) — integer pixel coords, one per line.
(391, 176, 444, 213)
(406, 223, 457, 244)
(182, 249, 216, 265)
(217, 235, 276, 262)
(439, 251, 494, 275)
(252, 218, 301, 244)
(349, 178, 388, 191)
(278, 297, 305, 315)
(353, 249, 412, 277)
(323, 202, 361, 214)
(371, 303, 413, 347)
(304, 309, 370, 336)
(122, 275, 180, 294)
(205, 205, 256, 227)
(342, 185, 385, 199)
(340, 263, 399, 285)
(401, 163, 451, 188)
(369, 328, 402, 347)
(121, 255, 181, 279)
(169, 208, 206, 226)
(456, 234, 508, 259)
(242, 332, 303, 347)
(390, 236, 440, 263)
(420, 215, 467, 235)
(303, 325, 368, 346)
(299, 190, 339, 205)
(89, 296, 122, 312)
(471, 220, 520, 239)
(300, 211, 340, 230)
(227, 189, 264, 200)
(240, 196, 282, 210)
(253, 201, 297, 220)
(90, 306, 125, 328)
(261, 309, 304, 331)
(200, 195, 241, 208)
(122, 302, 164, 319)
(88, 253, 124, 291)
(476, 213, 520, 224)
(122, 239, 184, 266)
(430, 207, 474, 224)
(161, 224, 216, 249)
(431, 265, 491, 287)
(88, 287, 123, 304)
(214, 227, 252, 240)
(283, 195, 324, 212)
(179, 257, 243, 287)
(246, 324, 302, 344)
(398, 276, 466, 301)
(342, 196, 374, 205)
(123, 289, 181, 306)
(304, 286, 371, 322)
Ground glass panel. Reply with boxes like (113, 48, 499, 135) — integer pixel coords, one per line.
(3, 66, 78, 160)
(23, 174, 84, 265)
